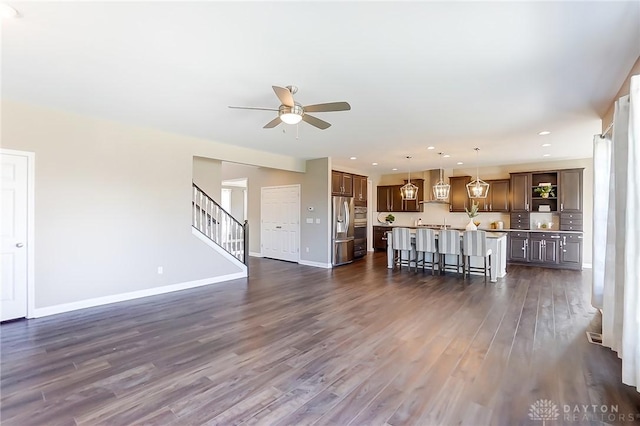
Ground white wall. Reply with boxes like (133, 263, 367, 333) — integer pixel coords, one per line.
(1, 100, 306, 309)
(193, 156, 222, 201)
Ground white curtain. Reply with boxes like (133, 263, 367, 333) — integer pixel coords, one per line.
(591, 134, 611, 308)
(596, 75, 640, 391)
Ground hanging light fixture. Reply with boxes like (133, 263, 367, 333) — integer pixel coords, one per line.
(433, 152, 450, 200)
(400, 156, 418, 200)
(466, 147, 490, 198)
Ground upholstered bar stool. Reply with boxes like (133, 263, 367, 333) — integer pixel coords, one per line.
(438, 229, 463, 275)
(462, 230, 492, 283)
(415, 228, 438, 274)
(392, 227, 413, 270)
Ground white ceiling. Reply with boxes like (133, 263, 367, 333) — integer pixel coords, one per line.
(3, 1, 639, 174)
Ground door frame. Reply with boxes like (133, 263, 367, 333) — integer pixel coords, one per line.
(1, 148, 35, 319)
(260, 184, 301, 262)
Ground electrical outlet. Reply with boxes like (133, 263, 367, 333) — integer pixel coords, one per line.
(305, 247, 310, 253)
(315, 218, 320, 224)
(157, 266, 163, 274)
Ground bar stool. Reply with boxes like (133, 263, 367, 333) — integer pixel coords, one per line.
(415, 228, 438, 274)
(392, 227, 413, 270)
(438, 229, 463, 275)
(462, 230, 492, 283)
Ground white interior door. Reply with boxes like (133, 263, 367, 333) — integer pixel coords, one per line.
(261, 185, 300, 262)
(1, 154, 29, 321)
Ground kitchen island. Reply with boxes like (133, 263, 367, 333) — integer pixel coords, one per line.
(382, 226, 508, 282)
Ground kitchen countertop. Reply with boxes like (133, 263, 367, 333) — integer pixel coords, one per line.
(374, 224, 583, 234)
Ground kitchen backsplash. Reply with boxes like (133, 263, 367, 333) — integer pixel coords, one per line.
(376, 202, 559, 230)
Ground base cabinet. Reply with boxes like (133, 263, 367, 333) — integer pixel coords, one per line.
(508, 232, 582, 270)
(373, 226, 389, 250)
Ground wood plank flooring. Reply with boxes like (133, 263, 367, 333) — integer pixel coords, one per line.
(2, 252, 639, 425)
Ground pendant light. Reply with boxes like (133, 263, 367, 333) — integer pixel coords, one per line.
(433, 152, 450, 200)
(400, 156, 418, 200)
(466, 147, 490, 199)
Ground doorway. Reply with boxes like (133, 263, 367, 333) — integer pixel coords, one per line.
(1, 149, 34, 321)
(261, 185, 300, 262)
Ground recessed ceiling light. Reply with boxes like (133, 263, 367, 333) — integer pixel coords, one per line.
(427, 146, 435, 150)
(538, 131, 551, 136)
(372, 162, 378, 166)
(542, 143, 551, 147)
(443, 154, 450, 158)
(543, 154, 551, 157)
(350, 156, 357, 160)
(457, 162, 464, 165)
(392, 168, 398, 171)
(0, 4, 18, 19)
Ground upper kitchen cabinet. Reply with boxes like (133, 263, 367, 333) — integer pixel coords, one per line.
(559, 169, 583, 213)
(353, 175, 368, 206)
(478, 179, 510, 212)
(449, 176, 471, 212)
(332, 170, 353, 197)
(376, 180, 423, 212)
(510, 172, 530, 212)
(377, 185, 402, 212)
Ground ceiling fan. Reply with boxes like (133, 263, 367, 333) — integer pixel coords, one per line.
(228, 85, 351, 130)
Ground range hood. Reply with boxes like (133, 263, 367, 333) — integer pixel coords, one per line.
(420, 169, 450, 204)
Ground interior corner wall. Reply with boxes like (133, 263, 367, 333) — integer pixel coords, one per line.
(193, 156, 222, 202)
(222, 159, 330, 264)
(221, 162, 305, 254)
(300, 158, 331, 265)
(1, 100, 304, 310)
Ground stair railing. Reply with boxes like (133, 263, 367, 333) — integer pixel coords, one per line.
(192, 183, 248, 266)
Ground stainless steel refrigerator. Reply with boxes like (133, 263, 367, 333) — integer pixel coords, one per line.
(332, 196, 354, 266)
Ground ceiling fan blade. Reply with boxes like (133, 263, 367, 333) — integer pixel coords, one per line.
(272, 86, 294, 107)
(303, 102, 351, 113)
(302, 114, 331, 130)
(263, 117, 282, 128)
(228, 106, 279, 111)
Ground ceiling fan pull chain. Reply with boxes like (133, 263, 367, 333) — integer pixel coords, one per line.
(296, 123, 299, 140)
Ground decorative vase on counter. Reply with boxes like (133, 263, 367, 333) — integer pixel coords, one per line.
(465, 218, 477, 231)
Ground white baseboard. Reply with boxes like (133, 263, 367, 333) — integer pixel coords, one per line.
(582, 263, 593, 269)
(249, 251, 263, 258)
(32, 272, 247, 318)
(298, 259, 333, 269)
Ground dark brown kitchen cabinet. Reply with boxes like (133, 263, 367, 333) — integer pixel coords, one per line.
(376, 180, 423, 212)
(559, 234, 582, 269)
(478, 179, 510, 212)
(559, 169, 583, 213)
(332, 170, 353, 197)
(508, 231, 582, 270)
(353, 175, 368, 206)
(449, 176, 471, 212)
(508, 232, 529, 262)
(373, 226, 390, 250)
(510, 173, 530, 212)
(377, 185, 402, 212)
(529, 233, 560, 265)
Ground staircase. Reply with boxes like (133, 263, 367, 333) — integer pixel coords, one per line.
(192, 183, 248, 266)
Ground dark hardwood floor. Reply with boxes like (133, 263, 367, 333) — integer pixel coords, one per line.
(2, 252, 639, 425)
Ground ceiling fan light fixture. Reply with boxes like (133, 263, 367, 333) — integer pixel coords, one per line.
(279, 104, 303, 124)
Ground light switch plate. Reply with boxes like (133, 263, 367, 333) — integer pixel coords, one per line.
(306, 218, 313, 224)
